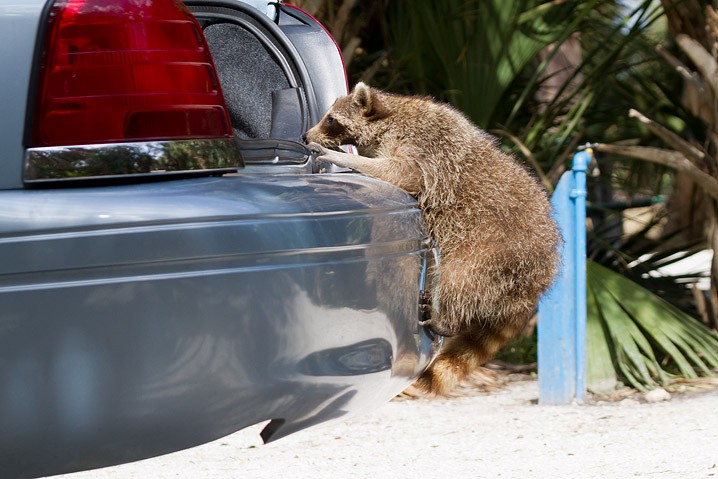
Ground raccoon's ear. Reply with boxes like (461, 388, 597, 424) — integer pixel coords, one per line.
(352, 82, 388, 120)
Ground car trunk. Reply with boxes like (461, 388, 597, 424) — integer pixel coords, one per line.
(186, 1, 347, 174)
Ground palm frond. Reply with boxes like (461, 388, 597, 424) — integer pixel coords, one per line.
(388, 0, 585, 127)
(588, 261, 718, 392)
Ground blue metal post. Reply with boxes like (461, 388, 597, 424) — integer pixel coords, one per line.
(537, 149, 589, 404)
(572, 151, 588, 403)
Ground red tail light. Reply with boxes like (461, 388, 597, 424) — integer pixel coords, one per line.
(31, 0, 232, 147)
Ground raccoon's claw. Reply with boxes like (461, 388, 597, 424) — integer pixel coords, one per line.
(419, 318, 461, 338)
(307, 142, 352, 170)
(307, 142, 328, 156)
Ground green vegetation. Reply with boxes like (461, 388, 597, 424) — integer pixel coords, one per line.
(292, 0, 718, 391)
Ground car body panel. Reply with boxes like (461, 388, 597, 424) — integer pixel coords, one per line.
(0, 174, 438, 477)
(276, 3, 349, 114)
(0, 0, 45, 189)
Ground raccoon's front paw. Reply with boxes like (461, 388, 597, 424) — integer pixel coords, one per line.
(307, 142, 328, 157)
(307, 142, 351, 169)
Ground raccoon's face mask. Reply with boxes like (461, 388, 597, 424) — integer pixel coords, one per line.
(304, 82, 389, 150)
(306, 112, 354, 149)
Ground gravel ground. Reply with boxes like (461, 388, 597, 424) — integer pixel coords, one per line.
(49, 377, 718, 479)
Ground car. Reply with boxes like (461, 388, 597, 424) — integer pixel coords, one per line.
(0, 0, 441, 477)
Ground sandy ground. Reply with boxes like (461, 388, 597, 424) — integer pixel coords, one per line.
(49, 376, 718, 479)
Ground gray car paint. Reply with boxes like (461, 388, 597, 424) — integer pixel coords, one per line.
(0, 175, 438, 477)
(0, 1, 440, 477)
(0, 1, 44, 189)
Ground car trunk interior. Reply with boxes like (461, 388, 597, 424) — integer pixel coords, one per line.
(188, 3, 313, 169)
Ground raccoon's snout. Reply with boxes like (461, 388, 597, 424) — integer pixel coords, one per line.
(303, 129, 321, 145)
(303, 131, 341, 151)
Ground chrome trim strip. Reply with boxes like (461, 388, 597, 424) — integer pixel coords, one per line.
(24, 138, 244, 182)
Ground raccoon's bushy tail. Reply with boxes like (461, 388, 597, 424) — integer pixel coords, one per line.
(415, 317, 528, 396)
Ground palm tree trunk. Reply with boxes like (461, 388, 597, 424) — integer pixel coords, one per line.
(707, 200, 718, 330)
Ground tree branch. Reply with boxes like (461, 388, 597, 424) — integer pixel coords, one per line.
(628, 109, 706, 163)
(656, 43, 699, 83)
(333, 0, 358, 41)
(656, 43, 709, 99)
(677, 34, 718, 97)
(595, 143, 718, 201)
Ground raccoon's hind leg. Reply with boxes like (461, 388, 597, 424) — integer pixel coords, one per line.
(415, 317, 529, 396)
(419, 312, 463, 337)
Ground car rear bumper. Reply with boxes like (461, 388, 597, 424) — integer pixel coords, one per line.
(0, 173, 440, 478)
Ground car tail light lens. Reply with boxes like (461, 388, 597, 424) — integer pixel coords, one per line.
(31, 0, 233, 147)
